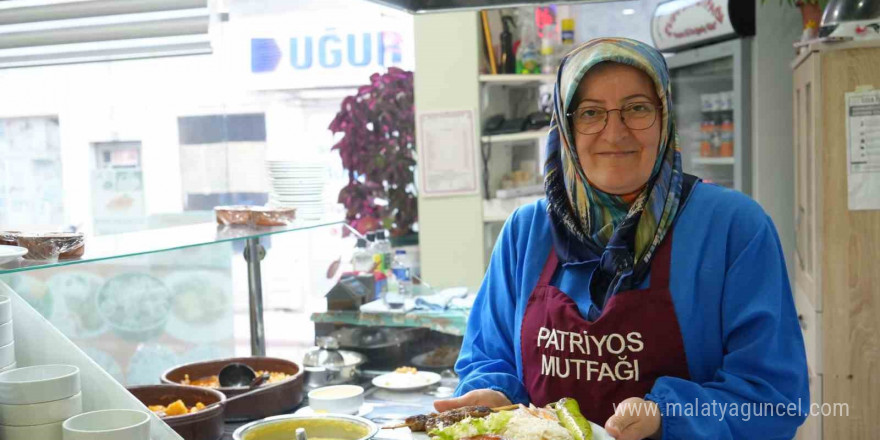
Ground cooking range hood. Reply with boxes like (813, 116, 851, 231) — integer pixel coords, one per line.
(361, 0, 620, 14)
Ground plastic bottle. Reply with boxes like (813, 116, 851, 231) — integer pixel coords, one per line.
(500, 15, 517, 74)
(373, 230, 392, 273)
(700, 118, 713, 157)
(540, 24, 558, 74)
(391, 250, 412, 299)
(351, 238, 373, 273)
(561, 18, 575, 46)
(516, 7, 541, 74)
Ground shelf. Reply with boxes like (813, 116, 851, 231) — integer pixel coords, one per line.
(479, 74, 555, 86)
(692, 157, 735, 165)
(481, 129, 548, 144)
(483, 194, 544, 223)
(0, 218, 343, 275)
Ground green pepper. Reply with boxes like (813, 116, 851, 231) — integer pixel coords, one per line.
(555, 398, 592, 440)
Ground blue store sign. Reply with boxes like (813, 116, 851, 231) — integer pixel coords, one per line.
(251, 31, 404, 73)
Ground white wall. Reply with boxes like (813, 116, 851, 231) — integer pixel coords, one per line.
(752, 1, 801, 276)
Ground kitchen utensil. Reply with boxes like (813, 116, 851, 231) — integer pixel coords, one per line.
(0, 392, 82, 426)
(128, 384, 225, 440)
(232, 414, 379, 440)
(370, 371, 442, 391)
(307, 385, 364, 415)
(0, 420, 63, 440)
(62, 409, 150, 440)
(161, 356, 303, 421)
(820, 0, 880, 38)
(218, 363, 255, 388)
(0, 364, 80, 405)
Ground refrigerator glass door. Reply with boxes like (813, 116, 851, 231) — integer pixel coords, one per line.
(670, 56, 737, 190)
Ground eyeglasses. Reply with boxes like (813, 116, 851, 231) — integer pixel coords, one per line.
(566, 102, 659, 135)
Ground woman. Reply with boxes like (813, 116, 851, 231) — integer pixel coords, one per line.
(435, 38, 809, 440)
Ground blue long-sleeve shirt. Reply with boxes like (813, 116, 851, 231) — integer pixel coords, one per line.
(455, 183, 809, 439)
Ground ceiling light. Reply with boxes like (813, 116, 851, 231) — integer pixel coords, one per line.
(622, 8, 636, 16)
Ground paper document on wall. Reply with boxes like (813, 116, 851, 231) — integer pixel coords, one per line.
(417, 110, 478, 196)
(845, 90, 880, 210)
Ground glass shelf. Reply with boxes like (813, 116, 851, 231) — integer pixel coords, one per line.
(0, 218, 343, 275)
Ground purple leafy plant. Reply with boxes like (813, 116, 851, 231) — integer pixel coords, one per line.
(329, 67, 417, 238)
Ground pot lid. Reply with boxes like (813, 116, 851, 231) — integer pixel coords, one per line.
(303, 337, 345, 368)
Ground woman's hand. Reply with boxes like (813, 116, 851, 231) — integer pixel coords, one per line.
(433, 389, 512, 412)
(604, 397, 662, 440)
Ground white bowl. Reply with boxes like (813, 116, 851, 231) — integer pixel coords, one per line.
(0, 391, 82, 426)
(308, 384, 365, 415)
(0, 341, 14, 369)
(63, 409, 150, 440)
(0, 364, 80, 405)
(0, 295, 9, 323)
(0, 419, 63, 440)
(0, 320, 12, 346)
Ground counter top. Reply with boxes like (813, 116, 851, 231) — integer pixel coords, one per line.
(221, 374, 456, 439)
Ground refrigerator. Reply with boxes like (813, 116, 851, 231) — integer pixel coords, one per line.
(666, 38, 752, 194)
(652, 0, 755, 194)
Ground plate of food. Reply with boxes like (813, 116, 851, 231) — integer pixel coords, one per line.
(371, 367, 442, 391)
(391, 398, 613, 440)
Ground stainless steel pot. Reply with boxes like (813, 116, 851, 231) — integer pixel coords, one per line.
(303, 350, 366, 390)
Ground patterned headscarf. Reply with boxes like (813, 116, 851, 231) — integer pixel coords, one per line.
(544, 38, 684, 311)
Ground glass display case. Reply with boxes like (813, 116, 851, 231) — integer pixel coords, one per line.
(0, 219, 344, 387)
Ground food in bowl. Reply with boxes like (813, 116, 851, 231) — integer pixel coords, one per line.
(233, 415, 377, 440)
(148, 399, 206, 417)
(180, 371, 292, 388)
(308, 385, 364, 415)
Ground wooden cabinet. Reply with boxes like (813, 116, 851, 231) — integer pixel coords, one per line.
(792, 41, 880, 440)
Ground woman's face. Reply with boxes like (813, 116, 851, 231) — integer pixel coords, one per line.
(571, 62, 662, 195)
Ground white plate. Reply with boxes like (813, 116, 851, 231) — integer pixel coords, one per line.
(0, 246, 27, 265)
(294, 403, 374, 418)
(371, 372, 442, 391)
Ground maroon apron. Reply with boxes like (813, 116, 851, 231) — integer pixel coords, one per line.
(521, 232, 690, 426)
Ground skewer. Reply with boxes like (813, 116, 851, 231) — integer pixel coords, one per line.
(382, 423, 410, 430)
(381, 404, 521, 430)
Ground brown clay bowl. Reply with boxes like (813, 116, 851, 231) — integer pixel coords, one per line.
(128, 384, 225, 440)
(161, 357, 304, 422)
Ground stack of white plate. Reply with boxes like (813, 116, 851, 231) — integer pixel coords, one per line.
(0, 296, 13, 372)
(0, 365, 82, 440)
(266, 160, 327, 220)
